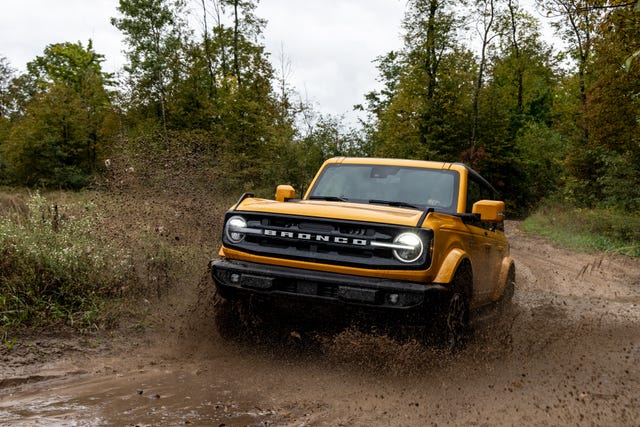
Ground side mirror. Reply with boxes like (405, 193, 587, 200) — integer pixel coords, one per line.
(472, 200, 505, 222)
(275, 185, 296, 202)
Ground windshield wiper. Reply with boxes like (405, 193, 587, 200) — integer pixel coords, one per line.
(308, 195, 349, 202)
(368, 199, 421, 209)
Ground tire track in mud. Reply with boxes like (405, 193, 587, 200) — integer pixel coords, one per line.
(1, 221, 639, 426)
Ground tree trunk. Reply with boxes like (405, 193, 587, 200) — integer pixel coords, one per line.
(470, 0, 495, 165)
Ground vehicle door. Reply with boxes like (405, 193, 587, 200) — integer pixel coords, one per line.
(465, 178, 504, 303)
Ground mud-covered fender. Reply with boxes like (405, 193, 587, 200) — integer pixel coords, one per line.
(432, 248, 468, 286)
(492, 256, 515, 301)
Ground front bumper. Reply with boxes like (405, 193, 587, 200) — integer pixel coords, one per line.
(211, 258, 447, 312)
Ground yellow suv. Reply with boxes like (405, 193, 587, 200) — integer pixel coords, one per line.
(211, 157, 515, 350)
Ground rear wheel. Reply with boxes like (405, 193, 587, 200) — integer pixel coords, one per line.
(496, 265, 515, 313)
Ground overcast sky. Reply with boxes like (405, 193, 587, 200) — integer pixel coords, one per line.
(0, 0, 407, 123)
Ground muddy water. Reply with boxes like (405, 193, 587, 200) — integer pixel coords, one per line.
(1, 367, 275, 425)
(1, 223, 639, 426)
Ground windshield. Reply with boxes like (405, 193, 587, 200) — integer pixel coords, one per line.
(307, 164, 459, 211)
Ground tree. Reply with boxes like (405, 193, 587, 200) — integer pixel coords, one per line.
(583, 2, 640, 209)
(478, 3, 558, 213)
(535, 0, 605, 143)
(220, 0, 266, 89)
(0, 56, 14, 118)
(469, 0, 498, 164)
(111, 0, 188, 136)
(366, 0, 474, 161)
(4, 41, 114, 187)
(534, 0, 640, 207)
(0, 56, 14, 181)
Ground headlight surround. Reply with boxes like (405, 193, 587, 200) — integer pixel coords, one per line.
(392, 232, 424, 263)
(225, 215, 247, 243)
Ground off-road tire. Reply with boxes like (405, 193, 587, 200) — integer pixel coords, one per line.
(213, 292, 247, 342)
(434, 263, 472, 353)
(496, 265, 515, 313)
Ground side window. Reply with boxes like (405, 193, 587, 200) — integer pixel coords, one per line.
(467, 177, 498, 212)
(468, 176, 504, 231)
(466, 179, 481, 213)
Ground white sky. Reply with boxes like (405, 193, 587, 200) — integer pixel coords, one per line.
(0, 0, 406, 123)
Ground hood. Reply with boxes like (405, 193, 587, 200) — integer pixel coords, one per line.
(234, 198, 426, 227)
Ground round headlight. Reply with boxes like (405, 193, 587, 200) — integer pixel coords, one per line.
(225, 216, 247, 243)
(392, 232, 423, 263)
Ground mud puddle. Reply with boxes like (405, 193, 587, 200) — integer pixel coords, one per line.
(1, 366, 282, 426)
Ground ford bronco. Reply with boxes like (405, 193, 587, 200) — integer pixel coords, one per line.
(211, 157, 515, 350)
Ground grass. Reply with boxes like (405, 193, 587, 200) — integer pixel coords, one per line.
(522, 202, 640, 257)
(0, 192, 137, 332)
(0, 151, 232, 340)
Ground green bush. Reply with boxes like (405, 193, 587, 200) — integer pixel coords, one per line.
(523, 201, 640, 257)
(0, 193, 135, 331)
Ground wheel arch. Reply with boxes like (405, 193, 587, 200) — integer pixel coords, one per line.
(433, 248, 473, 296)
(492, 257, 515, 302)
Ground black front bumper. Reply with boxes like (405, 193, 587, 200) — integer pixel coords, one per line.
(211, 258, 447, 313)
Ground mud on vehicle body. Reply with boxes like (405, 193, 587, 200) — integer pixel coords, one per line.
(211, 157, 515, 350)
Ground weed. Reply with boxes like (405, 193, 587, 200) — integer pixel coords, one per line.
(0, 192, 137, 332)
(1, 331, 16, 351)
(523, 202, 640, 257)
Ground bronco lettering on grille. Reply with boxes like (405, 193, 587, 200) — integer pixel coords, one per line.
(263, 229, 368, 246)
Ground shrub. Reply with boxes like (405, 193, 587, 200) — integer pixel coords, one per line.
(0, 193, 136, 331)
(523, 201, 640, 257)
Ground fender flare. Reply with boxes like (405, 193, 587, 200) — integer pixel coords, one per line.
(433, 248, 468, 286)
(492, 257, 515, 301)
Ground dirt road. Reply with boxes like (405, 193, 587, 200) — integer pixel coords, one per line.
(1, 222, 639, 426)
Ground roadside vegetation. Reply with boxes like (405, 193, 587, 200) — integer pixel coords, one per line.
(0, 192, 135, 332)
(1, 0, 639, 334)
(0, 165, 229, 340)
(523, 201, 640, 257)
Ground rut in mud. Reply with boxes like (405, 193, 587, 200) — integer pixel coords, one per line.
(1, 221, 639, 426)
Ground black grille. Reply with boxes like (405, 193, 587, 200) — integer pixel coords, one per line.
(223, 212, 432, 270)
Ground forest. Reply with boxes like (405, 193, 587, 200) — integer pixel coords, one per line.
(0, 0, 639, 218)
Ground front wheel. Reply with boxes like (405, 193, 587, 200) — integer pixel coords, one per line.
(213, 292, 248, 342)
(445, 290, 470, 352)
(431, 264, 471, 353)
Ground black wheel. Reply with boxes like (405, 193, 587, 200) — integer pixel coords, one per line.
(434, 263, 471, 353)
(213, 292, 247, 342)
(446, 290, 470, 352)
(496, 265, 515, 313)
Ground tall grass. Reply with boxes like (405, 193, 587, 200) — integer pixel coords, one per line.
(522, 202, 640, 257)
(0, 193, 136, 331)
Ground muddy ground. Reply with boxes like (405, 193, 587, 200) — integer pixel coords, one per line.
(1, 221, 639, 426)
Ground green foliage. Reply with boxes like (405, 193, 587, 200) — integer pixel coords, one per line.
(364, 0, 563, 217)
(112, 0, 187, 132)
(597, 151, 640, 211)
(0, 56, 14, 118)
(0, 193, 136, 330)
(27, 41, 114, 91)
(1, 42, 114, 188)
(368, 0, 475, 162)
(270, 115, 367, 195)
(0, 57, 15, 184)
(5, 85, 106, 188)
(523, 201, 640, 257)
(516, 122, 565, 202)
(577, 4, 640, 210)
